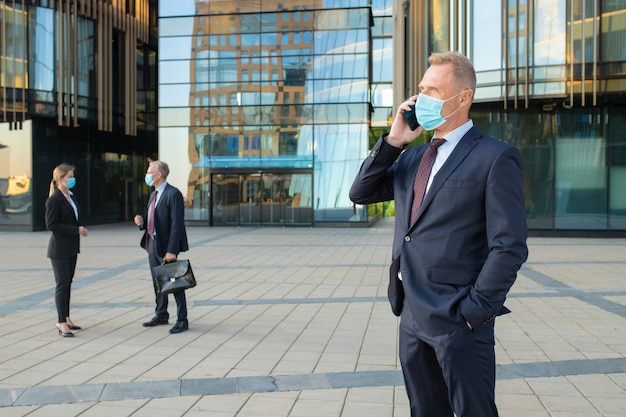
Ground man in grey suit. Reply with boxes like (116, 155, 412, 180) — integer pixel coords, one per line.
(350, 51, 528, 417)
(134, 160, 190, 334)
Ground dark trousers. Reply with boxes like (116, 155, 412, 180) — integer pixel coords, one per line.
(50, 256, 78, 323)
(399, 302, 498, 417)
(147, 240, 187, 322)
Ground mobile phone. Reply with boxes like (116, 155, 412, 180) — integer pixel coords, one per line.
(403, 104, 420, 130)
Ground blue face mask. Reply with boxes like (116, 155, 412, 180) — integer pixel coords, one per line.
(415, 91, 463, 130)
(66, 177, 76, 189)
(145, 173, 154, 187)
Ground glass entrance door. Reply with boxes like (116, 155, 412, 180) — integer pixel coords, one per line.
(210, 172, 312, 226)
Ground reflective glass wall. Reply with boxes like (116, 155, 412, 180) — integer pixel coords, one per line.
(399, 0, 626, 233)
(159, 0, 392, 225)
(0, 122, 33, 226)
(0, 1, 158, 231)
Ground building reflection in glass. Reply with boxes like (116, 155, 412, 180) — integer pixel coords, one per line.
(0, 122, 33, 225)
(159, 1, 378, 225)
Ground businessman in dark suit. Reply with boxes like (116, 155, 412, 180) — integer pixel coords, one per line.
(350, 51, 528, 417)
(135, 160, 190, 334)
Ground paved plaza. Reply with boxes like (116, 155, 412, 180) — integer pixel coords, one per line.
(0, 218, 625, 416)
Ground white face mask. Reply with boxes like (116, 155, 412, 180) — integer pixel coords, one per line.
(415, 91, 463, 130)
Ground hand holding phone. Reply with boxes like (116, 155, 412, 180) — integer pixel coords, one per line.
(403, 104, 420, 131)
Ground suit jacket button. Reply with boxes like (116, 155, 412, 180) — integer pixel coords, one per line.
(404, 236, 411, 242)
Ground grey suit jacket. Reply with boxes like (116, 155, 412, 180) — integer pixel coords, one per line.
(350, 127, 528, 336)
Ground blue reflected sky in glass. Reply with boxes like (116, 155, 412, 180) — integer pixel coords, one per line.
(30, 7, 54, 91)
(159, 37, 193, 60)
(534, 0, 566, 65)
(159, 0, 195, 17)
(371, 0, 392, 16)
(472, 0, 502, 72)
(372, 38, 392, 82)
(158, 3, 375, 216)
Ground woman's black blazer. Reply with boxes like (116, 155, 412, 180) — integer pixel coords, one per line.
(45, 189, 81, 258)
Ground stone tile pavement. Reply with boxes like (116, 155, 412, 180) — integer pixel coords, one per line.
(0, 218, 625, 416)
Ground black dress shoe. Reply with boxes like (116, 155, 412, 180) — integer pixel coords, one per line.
(68, 325, 82, 330)
(143, 317, 169, 327)
(169, 320, 189, 334)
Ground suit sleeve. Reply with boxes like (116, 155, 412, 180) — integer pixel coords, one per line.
(349, 135, 404, 204)
(166, 188, 186, 255)
(460, 145, 529, 328)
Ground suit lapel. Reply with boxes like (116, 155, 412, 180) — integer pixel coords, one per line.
(58, 190, 77, 219)
(408, 128, 482, 229)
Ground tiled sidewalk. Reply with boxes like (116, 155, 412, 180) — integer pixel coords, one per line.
(0, 218, 625, 416)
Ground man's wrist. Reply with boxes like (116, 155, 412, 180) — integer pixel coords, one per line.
(384, 134, 406, 149)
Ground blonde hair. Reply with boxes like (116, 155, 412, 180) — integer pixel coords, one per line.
(428, 51, 476, 97)
(49, 163, 75, 196)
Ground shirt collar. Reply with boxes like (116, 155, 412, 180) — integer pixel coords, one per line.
(155, 181, 168, 194)
(433, 119, 473, 147)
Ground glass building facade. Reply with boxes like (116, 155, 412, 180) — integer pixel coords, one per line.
(399, 0, 626, 234)
(0, 1, 159, 231)
(159, 0, 393, 226)
(3, 1, 624, 234)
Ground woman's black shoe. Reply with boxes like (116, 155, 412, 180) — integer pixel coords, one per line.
(56, 324, 74, 337)
(68, 325, 82, 330)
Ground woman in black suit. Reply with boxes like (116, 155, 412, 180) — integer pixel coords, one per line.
(45, 163, 89, 337)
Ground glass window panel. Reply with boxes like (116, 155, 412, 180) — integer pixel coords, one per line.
(372, 38, 392, 82)
(159, 17, 195, 36)
(555, 112, 607, 229)
(315, 8, 370, 30)
(29, 7, 54, 92)
(534, 0, 566, 65)
(531, 81, 565, 96)
(312, 54, 368, 79)
(280, 47, 313, 57)
(3, 5, 27, 89)
(77, 19, 95, 99)
(241, 13, 263, 33)
(0, 121, 33, 227)
(313, 103, 368, 124)
(159, 107, 192, 126)
(471, 0, 502, 72)
(372, 0, 393, 17)
(372, 16, 393, 37)
(430, 0, 450, 52)
(371, 106, 393, 127)
(160, 84, 194, 107)
(371, 84, 393, 107)
(159, 0, 196, 17)
(601, 3, 626, 62)
(608, 106, 626, 229)
(159, 60, 192, 84)
(313, 123, 369, 216)
(476, 69, 505, 85)
(314, 30, 368, 54)
(159, 37, 194, 60)
(260, 33, 278, 46)
(311, 79, 368, 103)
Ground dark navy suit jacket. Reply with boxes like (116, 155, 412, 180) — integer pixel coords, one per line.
(45, 189, 81, 259)
(140, 183, 189, 257)
(350, 127, 528, 336)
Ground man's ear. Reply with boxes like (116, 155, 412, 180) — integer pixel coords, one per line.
(461, 89, 473, 105)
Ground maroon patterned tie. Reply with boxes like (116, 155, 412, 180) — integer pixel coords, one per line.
(147, 190, 157, 236)
(409, 138, 446, 225)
